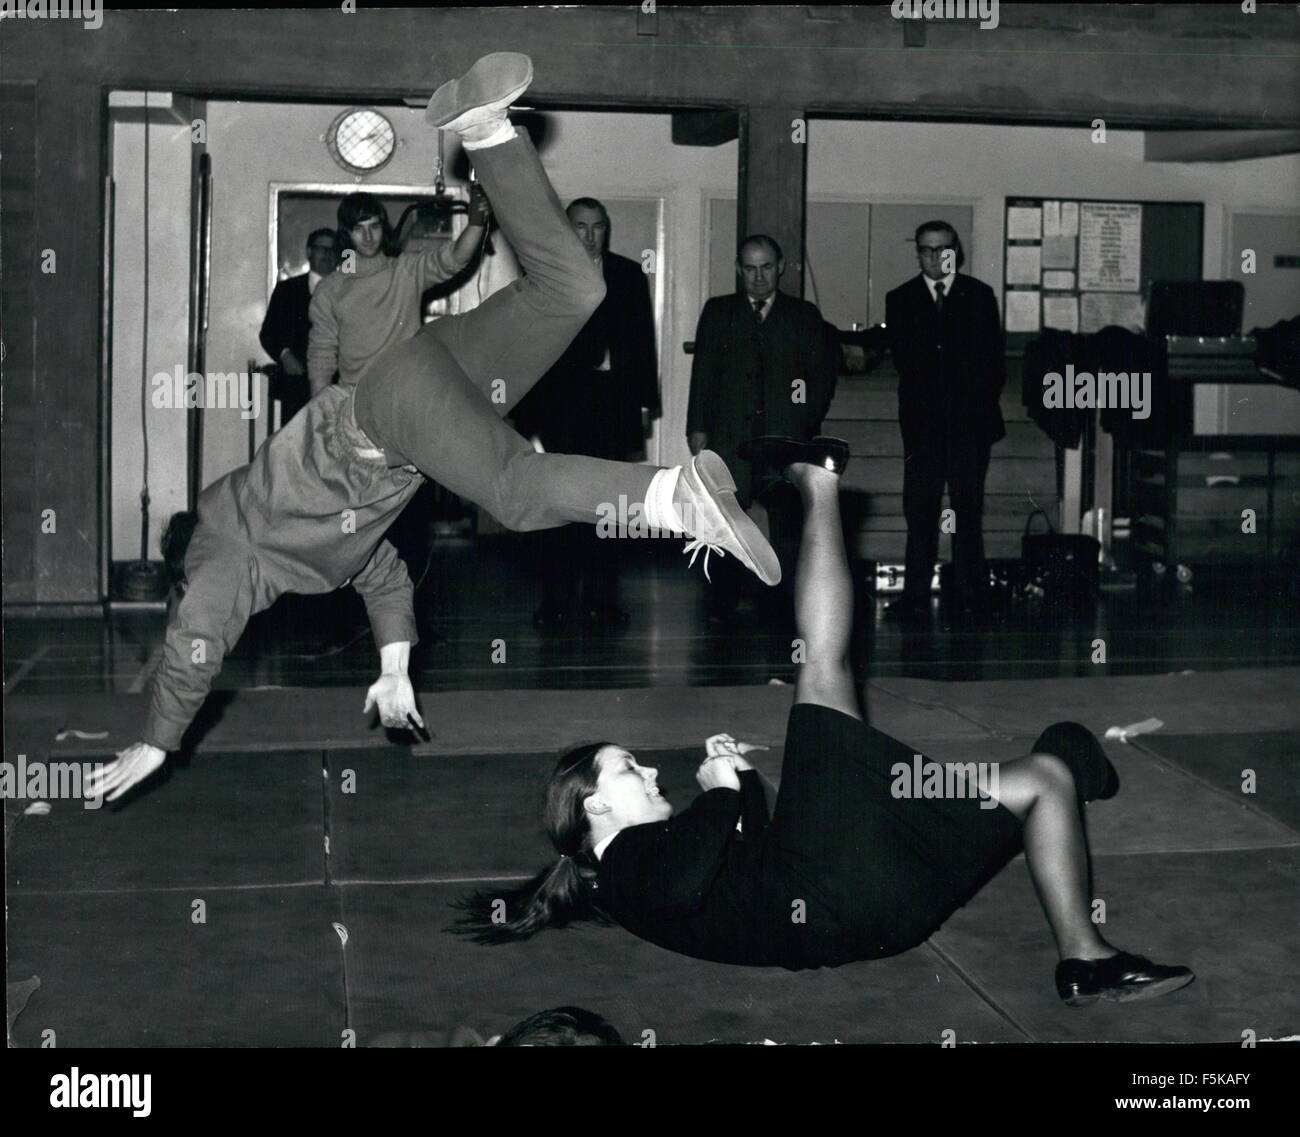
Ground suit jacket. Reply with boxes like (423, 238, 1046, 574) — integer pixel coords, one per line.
(686, 290, 838, 504)
(512, 251, 660, 458)
(885, 273, 1006, 453)
(260, 273, 312, 366)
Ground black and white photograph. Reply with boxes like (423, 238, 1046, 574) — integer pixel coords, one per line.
(2, 1, 1297, 1115)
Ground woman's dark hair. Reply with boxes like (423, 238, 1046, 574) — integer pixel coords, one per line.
(160, 511, 199, 597)
(337, 192, 395, 255)
(450, 741, 614, 943)
(496, 1006, 625, 1047)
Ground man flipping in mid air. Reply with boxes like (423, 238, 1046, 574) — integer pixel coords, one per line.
(90, 53, 779, 803)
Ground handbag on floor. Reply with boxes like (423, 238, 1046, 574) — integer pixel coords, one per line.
(1021, 510, 1099, 607)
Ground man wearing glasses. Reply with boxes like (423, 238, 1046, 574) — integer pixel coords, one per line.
(884, 220, 1005, 625)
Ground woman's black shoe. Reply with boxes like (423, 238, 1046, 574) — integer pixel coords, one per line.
(737, 436, 851, 476)
(1055, 951, 1195, 1006)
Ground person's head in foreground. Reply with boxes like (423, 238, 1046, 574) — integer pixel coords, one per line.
(452, 741, 669, 941)
(492, 1006, 625, 1047)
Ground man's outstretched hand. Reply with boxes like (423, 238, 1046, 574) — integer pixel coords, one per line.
(364, 672, 425, 733)
(85, 742, 167, 803)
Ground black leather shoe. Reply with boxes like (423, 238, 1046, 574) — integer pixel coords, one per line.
(737, 435, 850, 477)
(1055, 951, 1194, 1006)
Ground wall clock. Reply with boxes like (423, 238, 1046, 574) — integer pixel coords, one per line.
(325, 107, 396, 175)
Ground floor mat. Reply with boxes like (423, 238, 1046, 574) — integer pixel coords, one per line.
(7, 751, 324, 892)
(1134, 732, 1300, 832)
(6, 887, 346, 1047)
(930, 846, 1300, 1042)
(337, 882, 1027, 1046)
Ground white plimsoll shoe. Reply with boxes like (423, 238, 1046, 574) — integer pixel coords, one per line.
(676, 451, 781, 586)
(425, 52, 534, 131)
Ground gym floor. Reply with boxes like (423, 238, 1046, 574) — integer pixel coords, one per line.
(4, 539, 1299, 1045)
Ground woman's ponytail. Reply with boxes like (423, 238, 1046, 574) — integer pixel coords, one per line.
(450, 742, 613, 943)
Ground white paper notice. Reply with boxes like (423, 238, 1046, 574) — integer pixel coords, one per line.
(1079, 202, 1142, 291)
(1043, 295, 1080, 333)
(1060, 202, 1079, 236)
(1080, 291, 1146, 333)
(1043, 270, 1076, 291)
(1006, 289, 1041, 332)
(1043, 201, 1061, 236)
(1008, 206, 1043, 241)
(1006, 244, 1042, 285)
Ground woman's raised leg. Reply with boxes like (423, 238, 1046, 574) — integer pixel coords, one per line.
(788, 462, 862, 721)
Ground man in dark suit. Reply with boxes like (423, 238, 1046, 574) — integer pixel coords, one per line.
(260, 227, 339, 424)
(511, 197, 661, 627)
(885, 220, 1005, 624)
(686, 234, 838, 621)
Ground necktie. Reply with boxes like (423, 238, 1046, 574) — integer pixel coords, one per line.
(752, 298, 765, 322)
(933, 281, 945, 314)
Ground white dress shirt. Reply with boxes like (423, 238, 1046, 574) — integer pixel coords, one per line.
(923, 271, 956, 303)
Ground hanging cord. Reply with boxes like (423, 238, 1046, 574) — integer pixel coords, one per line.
(138, 91, 152, 561)
(474, 213, 491, 306)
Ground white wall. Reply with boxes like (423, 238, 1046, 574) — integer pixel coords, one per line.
(808, 120, 1300, 434)
(110, 106, 192, 562)
(807, 119, 1300, 303)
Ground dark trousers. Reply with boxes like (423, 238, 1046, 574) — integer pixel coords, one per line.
(354, 133, 657, 531)
(902, 438, 992, 607)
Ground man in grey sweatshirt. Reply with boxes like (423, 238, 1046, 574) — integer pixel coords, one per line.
(89, 54, 779, 803)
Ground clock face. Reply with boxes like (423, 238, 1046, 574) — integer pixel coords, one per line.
(327, 108, 396, 174)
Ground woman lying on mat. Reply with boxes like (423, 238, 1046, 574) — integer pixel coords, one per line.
(454, 436, 1195, 1007)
